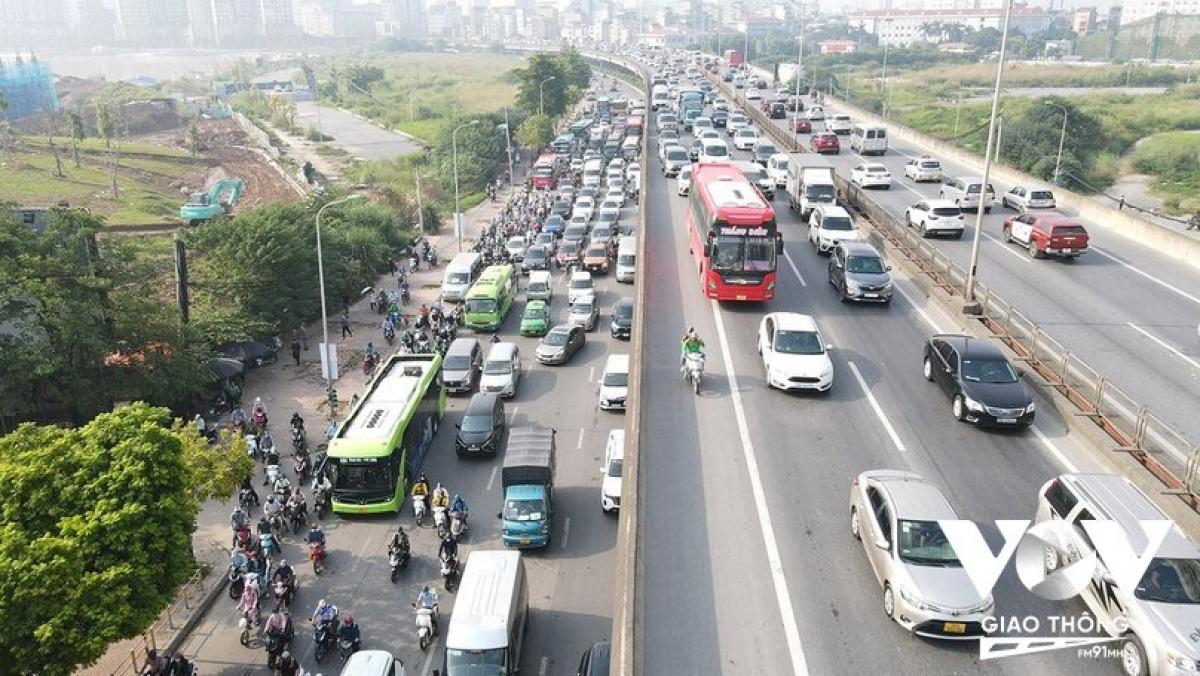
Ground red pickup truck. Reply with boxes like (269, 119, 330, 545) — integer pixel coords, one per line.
(1001, 213, 1090, 259)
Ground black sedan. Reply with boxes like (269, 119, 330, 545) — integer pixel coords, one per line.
(535, 325, 586, 365)
(922, 334, 1034, 428)
(522, 245, 551, 273)
(220, 341, 279, 368)
(752, 143, 778, 166)
(712, 111, 729, 128)
(551, 200, 572, 219)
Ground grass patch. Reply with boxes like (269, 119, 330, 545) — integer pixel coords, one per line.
(1131, 131, 1200, 212)
(0, 152, 184, 224)
(24, 136, 189, 157)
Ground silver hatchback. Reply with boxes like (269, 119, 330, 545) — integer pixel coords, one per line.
(849, 470, 994, 639)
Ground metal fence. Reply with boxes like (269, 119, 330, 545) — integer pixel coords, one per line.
(702, 67, 1200, 510)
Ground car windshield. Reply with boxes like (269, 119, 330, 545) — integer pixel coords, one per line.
(561, 242, 579, 254)
(445, 648, 506, 676)
(705, 145, 728, 156)
(608, 458, 624, 477)
(867, 166, 888, 174)
(526, 246, 544, 258)
(847, 255, 885, 274)
(525, 306, 547, 319)
(758, 145, 777, 155)
(587, 246, 606, 257)
(898, 520, 961, 566)
(543, 331, 570, 346)
(570, 278, 592, 289)
(503, 498, 544, 522)
(603, 371, 629, 387)
(447, 272, 470, 285)
(615, 303, 632, 319)
(507, 238, 524, 249)
(461, 415, 492, 433)
(573, 302, 594, 315)
(960, 357, 1019, 384)
(1135, 559, 1200, 604)
(444, 355, 472, 371)
(805, 184, 835, 200)
(712, 235, 776, 272)
(667, 150, 688, 161)
(920, 161, 940, 169)
(821, 216, 853, 231)
(483, 359, 511, 375)
(466, 299, 497, 314)
(775, 330, 823, 355)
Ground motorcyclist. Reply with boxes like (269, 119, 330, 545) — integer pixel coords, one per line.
(338, 615, 362, 653)
(287, 487, 307, 519)
(416, 586, 440, 631)
(388, 526, 410, 558)
(431, 483, 450, 511)
(410, 472, 430, 508)
(680, 327, 706, 370)
(238, 575, 260, 624)
(290, 412, 304, 432)
(311, 599, 338, 629)
(438, 534, 458, 566)
(230, 506, 248, 531)
(450, 494, 468, 528)
(312, 471, 333, 496)
(272, 471, 292, 498)
(265, 607, 293, 641)
(306, 523, 327, 548)
(239, 476, 260, 506)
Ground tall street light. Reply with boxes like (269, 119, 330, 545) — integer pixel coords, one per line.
(538, 76, 557, 116)
(880, 18, 894, 116)
(794, 1, 806, 110)
(316, 193, 365, 413)
(1044, 99, 1069, 186)
(452, 119, 480, 253)
(498, 112, 515, 189)
(963, 0, 1015, 310)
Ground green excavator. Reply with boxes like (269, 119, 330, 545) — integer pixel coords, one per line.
(180, 178, 244, 224)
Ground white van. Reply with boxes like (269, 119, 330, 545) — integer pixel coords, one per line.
(767, 153, 791, 188)
(698, 138, 730, 164)
(850, 124, 888, 155)
(598, 354, 629, 411)
(600, 429, 624, 513)
(480, 342, 522, 398)
(582, 158, 604, 187)
(615, 236, 636, 283)
(526, 270, 552, 302)
(339, 650, 405, 676)
(444, 550, 528, 676)
(442, 252, 484, 302)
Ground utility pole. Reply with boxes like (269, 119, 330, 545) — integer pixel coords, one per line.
(414, 169, 424, 236)
(994, 115, 1003, 162)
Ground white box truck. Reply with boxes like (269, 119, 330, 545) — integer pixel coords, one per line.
(787, 157, 836, 217)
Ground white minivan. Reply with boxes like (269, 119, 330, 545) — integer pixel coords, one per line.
(600, 429, 624, 513)
(615, 236, 636, 283)
(598, 354, 629, 411)
(442, 252, 484, 302)
(526, 270, 552, 302)
(443, 550, 528, 676)
(698, 138, 730, 164)
(850, 124, 888, 156)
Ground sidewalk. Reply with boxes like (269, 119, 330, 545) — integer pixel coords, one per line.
(82, 180, 516, 676)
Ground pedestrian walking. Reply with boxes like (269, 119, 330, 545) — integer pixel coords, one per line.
(1189, 213, 1200, 231)
(1118, 196, 1126, 211)
(389, 257, 397, 276)
(290, 339, 301, 366)
(340, 312, 352, 338)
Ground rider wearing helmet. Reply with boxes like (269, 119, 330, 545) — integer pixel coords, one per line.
(450, 494, 468, 527)
(438, 534, 458, 564)
(388, 526, 410, 557)
(680, 327, 705, 369)
(338, 615, 362, 653)
(431, 483, 450, 510)
(306, 523, 326, 547)
(410, 472, 430, 507)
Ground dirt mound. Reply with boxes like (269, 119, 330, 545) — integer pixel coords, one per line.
(193, 118, 299, 210)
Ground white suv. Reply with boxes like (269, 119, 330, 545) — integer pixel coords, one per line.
(808, 205, 861, 254)
(1035, 473, 1200, 676)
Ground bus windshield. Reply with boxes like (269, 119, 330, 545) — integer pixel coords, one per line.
(331, 460, 395, 492)
(467, 298, 497, 314)
(712, 235, 775, 272)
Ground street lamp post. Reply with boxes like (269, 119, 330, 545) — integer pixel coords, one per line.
(963, 0, 1015, 309)
(452, 119, 480, 253)
(794, 2, 806, 109)
(880, 19, 893, 116)
(316, 193, 364, 414)
(538, 76, 557, 116)
(1044, 100, 1069, 186)
(498, 112, 514, 189)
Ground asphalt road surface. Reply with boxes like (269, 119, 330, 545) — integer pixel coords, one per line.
(294, 101, 423, 160)
(741, 86, 1200, 456)
(638, 99, 1139, 676)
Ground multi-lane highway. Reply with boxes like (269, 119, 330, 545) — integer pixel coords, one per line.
(180, 82, 643, 673)
(637, 71, 1144, 675)
(735, 79, 1200, 451)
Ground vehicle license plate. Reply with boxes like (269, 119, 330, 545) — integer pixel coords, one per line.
(997, 418, 1018, 424)
(736, 294, 747, 300)
(864, 293, 878, 298)
(1062, 248, 1073, 254)
(944, 622, 966, 634)
(520, 539, 530, 545)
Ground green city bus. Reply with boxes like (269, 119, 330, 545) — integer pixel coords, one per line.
(326, 353, 447, 514)
(464, 264, 517, 331)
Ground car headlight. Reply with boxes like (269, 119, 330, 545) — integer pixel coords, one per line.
(540, 523, 550, 534)
(897, 586, 927, 609)
(882, 282, 894, 291)
(1025, 402, 1036, 414)
(1166, 651, 1200, 671)
(965, 597, 995, 615)
(844, 280, 861, 291)
(964, 395, 985, 412)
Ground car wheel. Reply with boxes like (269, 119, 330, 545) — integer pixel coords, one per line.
(1003, 225, 1013, 243)
(952, 395, 966, 422)
(954, 231, 964, 239)
(883, 584, 895, 619)
(850, 506, 861, 541)
(984, 207, 992, 214)
(920, 223, 929, 239)
(1121, 634, 1149, 676)
(923, 357, 934, 382)
(1028, 241, 1043, 259)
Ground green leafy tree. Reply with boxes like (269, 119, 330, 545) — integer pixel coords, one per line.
(186, 116, 202, 156)
(342, 64, 386, 94)
(995, 98, 1105, 190)
(67, 109, 86, 168)
(94, 100, 121, 200)
(514, 54, 567, 117)
(515, 114, 554, 151)
(0, 403, 250, 673)
(434, 116, 506, 195)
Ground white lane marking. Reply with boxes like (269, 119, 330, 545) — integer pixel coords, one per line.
(1092, 246, 1200, 305)
(892, 284, 942, 334)
(561, 516, 571, 549)
(420, 645, 437, 676)
(589, 365, 596, 382)
(1032, 426, 1079, 473)
(709, 298, 811, 676)
(983, 232, 1032, 264)
(783, 250, 807, 287)
(576, 427, 585, 450)
(539, 656, 549, 676)
(356, 533, 376, 559)
(846, 361, 908, 453)
(486, 465, 498, 492)
(1127, 322, 1200, 370)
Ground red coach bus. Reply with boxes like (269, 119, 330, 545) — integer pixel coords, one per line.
(687, 163, 782, 301)
(531, 153, 556, 189)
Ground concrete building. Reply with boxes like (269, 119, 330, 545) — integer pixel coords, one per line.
(64, 0, 116, 43)
(1121, 0, 1200, 24)
(208, 0, 262, 46)
(848, 4, 1053, 46)
(115, 0, 189, 45)
(378, 0, 428, 39)
(820, 39, 859, 54)
(427, 2, 467, 39)
(1073, 7, 1097, 34)
(258, 0, 299, 38)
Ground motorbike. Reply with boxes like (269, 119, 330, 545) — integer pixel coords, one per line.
(374, 291, 387, 315)
(313, 618, 337, 663)
(289, 505, 308, 534)
(413, 603, 438, 651)
(252, 409, 268, 435)
(293, 453, 310, 482)
(384, 326, 395, 346)
(415, 335, 431, 354)
(450, 510, 466, 541)
(265, 462, 283, 486)
(362, 352, 377, 376)
(227, 564, 245, 600)
(313, 486, 329, 519)
(272, 475, 293, 502)
(412, 493, 428, 526)
(239, 616, 253, 647)
(684, 352, 705, 395)
(389, 546, 410, 583)
(433, 505, 449, 539)
(265, 628, 289, 668)
(260, 531, 281, 558)
(309, 541, 327, 575)
(234, 524, 254, 551)
(245, 433, 260, 462)
(400, 286, 411, 305)
(238, 489, 256, 517)
(272, 577, 295, 610)
(440, 552, 459, 592)
(291, 424, 306, 453)
(338, 637, 359, 661)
